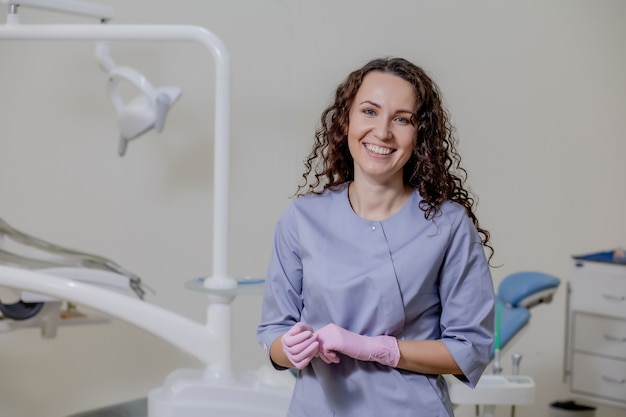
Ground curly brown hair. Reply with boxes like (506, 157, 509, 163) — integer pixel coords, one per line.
(297, 57, 493, 260)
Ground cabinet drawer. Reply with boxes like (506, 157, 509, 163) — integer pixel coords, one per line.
(573, 313, 626, 360)
(571, 352, 626, 405)
(570, 268, 626, 318)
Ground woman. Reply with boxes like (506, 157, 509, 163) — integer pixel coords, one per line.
(257, 57, 494, 417)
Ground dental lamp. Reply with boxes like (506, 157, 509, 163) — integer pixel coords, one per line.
(3, 0, 184, 157)
(107, 65, 182, 156)
(95, 41, 182, 156)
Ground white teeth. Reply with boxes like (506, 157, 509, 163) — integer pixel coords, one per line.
(365, 144, 392, 155)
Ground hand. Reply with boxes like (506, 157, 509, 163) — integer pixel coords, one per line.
(315, 323, 400, 367)
(281, 322, 319, 370)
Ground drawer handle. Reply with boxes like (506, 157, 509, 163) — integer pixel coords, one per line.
(601, 375, 626, 384)
(604, 334, 626, 343)
(601, 294, 625, 302)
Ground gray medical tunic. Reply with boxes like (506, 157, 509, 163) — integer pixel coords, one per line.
(257, 183, 494, 417)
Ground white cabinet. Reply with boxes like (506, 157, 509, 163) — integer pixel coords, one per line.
(566, 254, 626, 410)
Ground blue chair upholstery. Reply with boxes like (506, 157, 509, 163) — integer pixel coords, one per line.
(499, 271, 561, 308)
(491, 271, 560, 357)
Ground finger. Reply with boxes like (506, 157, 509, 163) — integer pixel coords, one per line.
(299, 339, 319, 358)
(293, 358, 311, 370)
(291, 322, 313, 334)
(288, 335, 318, 357)
(319, 352, 340, 364)
(284, 336, 318, 359)
(327, 351, 340, 363)
(291, 340, 319, 364)
(318, 348, 340, 364)
(317, 352, 333, 364)
(283, 330, 314, 348)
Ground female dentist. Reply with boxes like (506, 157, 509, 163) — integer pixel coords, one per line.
(257, 57, 495, 417)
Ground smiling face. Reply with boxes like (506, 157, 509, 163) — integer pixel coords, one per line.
(347, 71, 418, 187)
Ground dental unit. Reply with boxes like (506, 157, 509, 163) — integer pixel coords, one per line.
(0, 1, 292, 416)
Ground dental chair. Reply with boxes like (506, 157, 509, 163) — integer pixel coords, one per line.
(448, 271, 561, 417)
(0, 217, 146, 337)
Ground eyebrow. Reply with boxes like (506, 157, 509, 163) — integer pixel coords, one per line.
(359, 100, 414, 114)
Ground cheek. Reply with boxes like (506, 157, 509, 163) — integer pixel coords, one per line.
(347, 117, 370, 139)
(346, 123, 365, 146)
(397, 133, 416, 160)
(398, 153, 413, 169)
(347, 131, 360, 156)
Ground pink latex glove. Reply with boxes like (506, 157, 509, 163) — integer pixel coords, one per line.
(316, 323, 400, 367)
(281, 322, 319, 370)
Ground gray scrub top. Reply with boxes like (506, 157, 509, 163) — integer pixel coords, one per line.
(257, 183, 494, 417)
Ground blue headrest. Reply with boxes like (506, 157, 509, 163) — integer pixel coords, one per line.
(498, 271, 560, 308)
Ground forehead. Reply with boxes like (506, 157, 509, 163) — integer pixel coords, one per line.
(354, 71, 417, 109)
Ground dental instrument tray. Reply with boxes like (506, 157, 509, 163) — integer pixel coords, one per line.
(572, 249, 626, 265)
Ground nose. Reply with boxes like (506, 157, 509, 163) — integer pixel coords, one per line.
(373, 119, 392, 140)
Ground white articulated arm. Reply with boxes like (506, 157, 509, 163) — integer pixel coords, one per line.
(0, 23, 234, 290)
(0, 265, 216, 364)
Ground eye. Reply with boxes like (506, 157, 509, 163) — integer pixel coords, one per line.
(394, 116, 410, 124)
(363, 108, 376, 116)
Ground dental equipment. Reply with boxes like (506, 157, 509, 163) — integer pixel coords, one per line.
(511, 353, 522, 379)
(0, 2, 292, 416)
(107, 65, 182, 156)
(3, 0, 183, 157)
(0, 217, 145, 299)
(448, 270, 561, 417)
(1, 0, 235, 290)
(95, 41, 182, 156)
(0, 216, 146, 336)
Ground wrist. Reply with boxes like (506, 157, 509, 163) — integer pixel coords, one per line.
(371, 335, 400, 367)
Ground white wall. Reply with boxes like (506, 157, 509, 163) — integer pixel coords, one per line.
(0, 1, 624, 416)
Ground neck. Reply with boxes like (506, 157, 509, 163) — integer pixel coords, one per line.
(348, 181, 411, 221)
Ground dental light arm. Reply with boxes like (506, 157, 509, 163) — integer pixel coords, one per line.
(94, 41, 115, 72)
